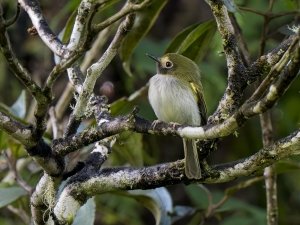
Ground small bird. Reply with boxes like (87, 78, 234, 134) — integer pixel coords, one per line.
(147, 53, 207, 179)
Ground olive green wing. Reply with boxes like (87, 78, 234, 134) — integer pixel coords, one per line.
(189, 82, 207, 125)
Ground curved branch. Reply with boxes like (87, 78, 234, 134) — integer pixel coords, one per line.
(64, 14, 135, 136)
(53, 39, 300, 156)
(18, 0, 69, 57)
(53, 129, 300, 224)
(206, 0, 298, 125)
(67, 0, 98, 51)
(206, 0, 246, 121)
(209, 34, 298, 123)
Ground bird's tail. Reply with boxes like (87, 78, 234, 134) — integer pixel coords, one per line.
(183, 139, 201, 179)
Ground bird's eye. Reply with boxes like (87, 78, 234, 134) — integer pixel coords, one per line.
(165, 61, 173, 68)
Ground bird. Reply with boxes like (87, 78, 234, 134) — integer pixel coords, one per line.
(147, 53, 207, 179)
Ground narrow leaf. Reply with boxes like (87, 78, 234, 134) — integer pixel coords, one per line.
(120, 0, 168, 76)
(0, 187, 27, 208)
(61, 10, 78, 44)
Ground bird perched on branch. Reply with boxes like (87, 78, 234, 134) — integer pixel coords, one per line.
(147, 53, 207, 179)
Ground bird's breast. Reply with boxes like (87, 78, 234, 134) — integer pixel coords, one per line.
(148, 74, 201, 126)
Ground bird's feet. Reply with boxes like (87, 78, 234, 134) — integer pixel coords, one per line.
(151, 119, 163, 130)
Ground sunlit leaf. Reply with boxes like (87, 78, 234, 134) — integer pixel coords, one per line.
(72, 198, 96, 225)
(10, 90, 26, 119)
(127, 187, 173, 225)
(0, 187, 27, 208)
(165, 20, 217, 63)
(120, 0, 168, 76)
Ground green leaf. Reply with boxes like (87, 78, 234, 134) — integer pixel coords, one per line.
(10, 90, 26, 119)
(164, 23, 200, 54)
(72, 198, 96, 225)
(0, 186, 27, 208)
(61, 10, 78, 44)
(111, 131, 144, 166)
(165, 20, 217, 63)
(127, 187, 173, 225)
(120, 0, 168, 76)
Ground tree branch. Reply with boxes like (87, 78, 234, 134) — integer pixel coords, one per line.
(18, 0, 69, 57)
(206, 0, 246, 121)
(65, 14, 135, 136)
(52, 129, 300, 224)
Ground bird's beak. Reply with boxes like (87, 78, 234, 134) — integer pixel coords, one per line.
(146, 53, 160, 63)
